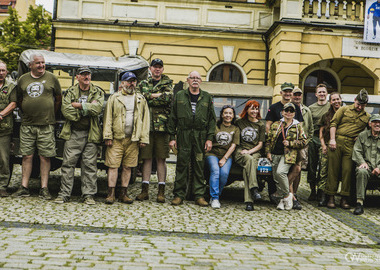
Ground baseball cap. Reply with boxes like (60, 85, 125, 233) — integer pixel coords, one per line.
(292, 87, 302, 94)
(283, 102, 296, 111)
(281, 82, 295, 91)
(121, 71, 137, 81)
(150, 58, 163, 67)
(77, 66, 92, 75)
(370, 114, 380, 122)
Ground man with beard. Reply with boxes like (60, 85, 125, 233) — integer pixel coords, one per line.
(325, 89, 370, 209)
(168, 71, 216, 206)
(0, 61, 16, 197)
(103, 72, 149, 204)
(136, 59, 173, 203)
(54, 67, 104, 205)
(14, 53, 62, 199)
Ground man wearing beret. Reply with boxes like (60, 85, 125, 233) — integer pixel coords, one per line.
(103, 72, 150, 204)
(325, 89, 370, 209)
(352, 114, 380, 215)
(136, 59, 173, 203)
(54, 67, 104, 205)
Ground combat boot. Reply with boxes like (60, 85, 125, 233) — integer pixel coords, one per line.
(105, 187, 115, 204)
(156, 184, 165, 203)
(119, 187, 133, 204)
(136, 183, 149, 201)
(308, 183, 317, 201)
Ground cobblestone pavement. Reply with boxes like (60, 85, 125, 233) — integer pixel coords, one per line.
(1, 165, 380, 269)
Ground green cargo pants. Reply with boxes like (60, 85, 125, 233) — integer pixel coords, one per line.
(271, 154, 292, 198)
(173, 130, 206, 200)
(325, 135, 355, 197)
(355, 168, 380, 200)
(234, 149, 260, 203)
(58, 130, 98, 199)
(317, 148, 328, 191)
(0, 135, 11, 189)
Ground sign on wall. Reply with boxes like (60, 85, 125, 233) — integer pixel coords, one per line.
(364, 0, 380, 43)
(342, 38, 380, 58)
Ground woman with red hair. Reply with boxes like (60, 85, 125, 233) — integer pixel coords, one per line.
(234, 100, 265, 211)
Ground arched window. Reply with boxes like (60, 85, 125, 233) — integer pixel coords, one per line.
(304, 70, 338, 105)
(209, 64, 243, 83)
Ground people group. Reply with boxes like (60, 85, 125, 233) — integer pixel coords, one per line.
(0, 53, 378, 215)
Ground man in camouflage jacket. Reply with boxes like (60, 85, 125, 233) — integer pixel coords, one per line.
(136, 58, 173, 203)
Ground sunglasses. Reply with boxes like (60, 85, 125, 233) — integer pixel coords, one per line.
(284, 108, 295, 113)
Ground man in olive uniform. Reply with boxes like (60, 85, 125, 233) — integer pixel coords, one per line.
(14, 53, 62, 199)
(307, 84, 330, 201)
(54, 67, 104, 205)
(326, 89, 370, 209)
(352, 114, 380, 215)
(0, 61, 16, 197)
(168, 71, 216, 206)
(136, 59, 173, 203)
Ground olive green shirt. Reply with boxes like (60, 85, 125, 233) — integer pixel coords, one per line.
(207, 124, 240, 159)
(308, 102, 330, 132)
(352, 129, 380, 170)
(301, 104, 314, 143)
(71, 88, 90, 131)
(0, 80, 16, 135)
(235, 118, 265, 150)
(331, 104, 370, 138)
(17, 71, 62, 125)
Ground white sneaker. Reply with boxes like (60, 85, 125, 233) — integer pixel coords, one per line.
(211, 199, 221, 209)
(277, 199, 284, 210)
(283, 193, 293, 210)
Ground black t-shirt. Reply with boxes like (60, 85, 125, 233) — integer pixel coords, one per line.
(272, 135, 285, 155)
(265, 101, 304, 122)
(189, 92, 199, 115)
(152, 79, 159, 87)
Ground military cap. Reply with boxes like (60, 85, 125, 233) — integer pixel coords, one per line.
(150, 58, 164, 67)
(283, 102, 296, 111)
(281, 82, 294, 91)
(77, 66, 91, 75)
(292, 87, 302, 94)
(370, 114, 380, 122)
(356, 88, 369, 104)
(121, 71, 137, 81)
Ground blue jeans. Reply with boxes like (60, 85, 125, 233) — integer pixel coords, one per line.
(206, 155, 233, 200)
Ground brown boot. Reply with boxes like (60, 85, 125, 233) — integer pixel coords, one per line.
(171, 197, 183, 206)
(136, 183, 149, 201)
(195, 197, 208, 207)
(157, 184, 165, 203)
(0, 189, 9, 197)
(340, 197, 350, 209)
(105, 187, 115, 204)
(327, 195, 336, 209)
(119, 187, 133, 204)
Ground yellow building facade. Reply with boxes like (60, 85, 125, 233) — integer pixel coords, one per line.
(0, 0, 36, 22)
(53, 0, 380, 103)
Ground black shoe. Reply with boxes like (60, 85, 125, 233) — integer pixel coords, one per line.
(292, 199, 302, 210)
(270, 193, 281, 205)
(318, 193, 328, 207)
(245, 202, 254, 211)
(353, 203, 364, 215)
(308, 190, 317, 201)
(250, 188, 262, 201)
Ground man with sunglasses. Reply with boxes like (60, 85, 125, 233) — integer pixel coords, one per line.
(265, 82, 304, 133)
(54, 67, 104, 205)
(307, 84, 330, 201)
(168, 71, 216, 206)
(352, 114, 380, 215)
(325, 89, 370, 209)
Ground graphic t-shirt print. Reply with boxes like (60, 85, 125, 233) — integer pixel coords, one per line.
(241, 126, 257, 143)
(216, 131, 233, 146)
(26, 81, 45, 98)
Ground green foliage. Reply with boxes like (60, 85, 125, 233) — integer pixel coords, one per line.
(0, 6, 52, 72)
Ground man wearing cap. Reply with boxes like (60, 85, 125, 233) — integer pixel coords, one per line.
(288, 87, 313, 210)
(306, 84, 330, 201)
(103, 71, 149, 204)
(325, 89, 370, 209)
(54, 67, 104, 205)
(168, 71, 216, 206)
(136, 58, 173, 203)
(352, 114, 380, 215)
(0, 61, 16, 197)
(14, 53, 62, 199)
(265, 82, 304, 133)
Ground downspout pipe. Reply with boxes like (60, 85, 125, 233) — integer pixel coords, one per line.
(262, 34, 269, 86)
(50, 0, 58, 51)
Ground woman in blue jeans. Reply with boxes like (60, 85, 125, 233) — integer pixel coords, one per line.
(206, 105, 240, 209)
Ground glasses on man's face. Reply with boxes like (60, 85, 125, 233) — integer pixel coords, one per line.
(188, 77, 201, 81)
(284, 108, 295, 113)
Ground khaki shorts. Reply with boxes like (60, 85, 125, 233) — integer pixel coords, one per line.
(20, 125, 56, 157)
(139, 132, 170, 160)
(105, 137, 139, 168)
(296, 146, 308, 169)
